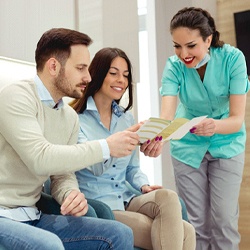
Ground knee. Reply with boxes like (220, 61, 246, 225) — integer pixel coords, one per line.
(184, 220, 196, 237)
(114, 221, 133, 238)
(155, 189, 180, 208)
(42, 239, 64, 250)
(27, 233, 64, 250)
(212, 207, 238, 228)
(36, 234, 65, 250)
(112, 221, 134, 248)
(183, 221, 196, 249)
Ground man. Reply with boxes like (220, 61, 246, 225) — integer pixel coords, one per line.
(0, 28, 140, 250)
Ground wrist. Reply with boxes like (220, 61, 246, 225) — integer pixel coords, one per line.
(140, 184, 150, 193)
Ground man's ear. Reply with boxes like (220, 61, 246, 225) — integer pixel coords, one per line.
(47, 58, 61, 76)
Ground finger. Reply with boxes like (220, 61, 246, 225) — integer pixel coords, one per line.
(126, 123, 141, 132)
(141, 139, 157, 150)
(61, 191, 78, 212)
(62, 198, 82, 215)
(150, 185, 163, 190)
(141, 140, 160, 155)
(150, 143, 163, 157)
(128, 143, 137, 152)
(130, 137, 140, 146)
(140, 140, 150, 151)
(68, 200, 88, 217)
(61, 191, 85, 215)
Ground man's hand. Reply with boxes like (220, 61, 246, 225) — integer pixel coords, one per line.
(140, 139, 163, 157)
(141, 185, 163, 194)
(106, 123, 140, 158)
(60, 190, 88, 217)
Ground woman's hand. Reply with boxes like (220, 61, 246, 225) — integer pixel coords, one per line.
(190, 118, 216, 136)
(141, 184, 163, 194)
(140, 138, 163, 157)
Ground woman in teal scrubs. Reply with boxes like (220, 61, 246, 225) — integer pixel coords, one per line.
(160, 7, 249, 250)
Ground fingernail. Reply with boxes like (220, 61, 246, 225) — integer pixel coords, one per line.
(147, 139, 150, 144)
(155, 136, 159, 141)
(189, 128, 196, 133)
(159, 136, 163, 141)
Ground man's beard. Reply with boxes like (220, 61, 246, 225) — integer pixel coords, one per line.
(54, 68, 83, 99)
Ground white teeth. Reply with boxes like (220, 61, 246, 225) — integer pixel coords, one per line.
(184, 58, 193, 62)
(113, 87, 122, 91)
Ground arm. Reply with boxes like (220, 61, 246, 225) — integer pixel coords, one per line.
(193, 50, 249, 136)
(126, 158, 163, 194)
(160, 95, 178, 120)
(0, 84, 103, 175)
(0, 84, 138, 176)
(48, 116, 90, 214)
(160, 57, 179, 121)
(193, 94, 247, 136)
(126, 149, 150, 192)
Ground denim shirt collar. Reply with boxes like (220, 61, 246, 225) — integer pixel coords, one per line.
(34, 75, 64, 109)
(86, 96, 124, 118)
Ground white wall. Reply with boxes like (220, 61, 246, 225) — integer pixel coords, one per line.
(0, 0, 76, 63)
(0, 0, 139, 78)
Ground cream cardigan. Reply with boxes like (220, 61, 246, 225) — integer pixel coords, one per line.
(0, 80, 103, 208)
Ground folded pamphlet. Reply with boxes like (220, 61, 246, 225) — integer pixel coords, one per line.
(137, 116, 207, 143)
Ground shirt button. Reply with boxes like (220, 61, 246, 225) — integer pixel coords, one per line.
(115, 184, 118, 187)
(111, 178, 114, 180)
(113, 165, 116, 168)
(118, 195, 121, 198)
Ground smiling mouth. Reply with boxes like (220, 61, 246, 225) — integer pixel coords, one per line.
(183, 57, 195, 65)
(112, 86, 123, 92)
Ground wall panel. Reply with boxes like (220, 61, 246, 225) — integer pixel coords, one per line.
(216, 1, 250, 249)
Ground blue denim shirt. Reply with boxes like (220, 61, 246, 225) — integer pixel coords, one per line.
(76, 97, 149, 210)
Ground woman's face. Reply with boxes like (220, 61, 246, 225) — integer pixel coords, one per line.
(99, 56, 129, 101)
(172, 27, 212, 68)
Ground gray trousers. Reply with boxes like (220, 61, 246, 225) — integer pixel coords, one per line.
(172, 151, 245, 250)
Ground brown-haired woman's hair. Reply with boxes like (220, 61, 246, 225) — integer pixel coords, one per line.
(35, 28, 92, 72)
(170, 7, 224, 48)
(71, 47, 133, 114)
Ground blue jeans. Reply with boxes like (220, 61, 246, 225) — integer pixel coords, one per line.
(0, 214, 134, 250)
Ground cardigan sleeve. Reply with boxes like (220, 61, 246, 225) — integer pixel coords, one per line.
(0, 83, 104, 176)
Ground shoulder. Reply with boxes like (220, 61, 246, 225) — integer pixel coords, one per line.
(0, 79, 36, 94)
(0, 79, 38, 106)
(166, 55, 182, 68)
(62, 103, 79, 121)
(212, 44, 245, 61)
(162, 55, 185, 77)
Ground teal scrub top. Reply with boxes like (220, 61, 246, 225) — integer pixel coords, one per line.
(160, 44, 250, 169)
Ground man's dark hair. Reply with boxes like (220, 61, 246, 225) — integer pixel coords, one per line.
(35, 28, 93, 71)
